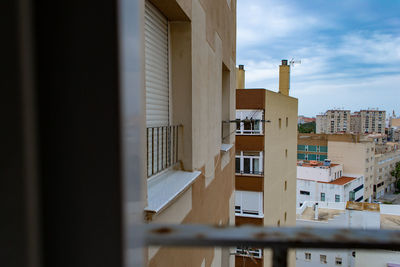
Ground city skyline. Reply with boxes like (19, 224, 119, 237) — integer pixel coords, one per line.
(237, 0, 400, 117)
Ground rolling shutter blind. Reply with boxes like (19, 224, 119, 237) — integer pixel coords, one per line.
(242, 191, 262, 215)
(145, 0, 169, 127)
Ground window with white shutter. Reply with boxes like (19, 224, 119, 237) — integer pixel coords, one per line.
(145, 0, 169, 127)
(235, 191, 263, 218)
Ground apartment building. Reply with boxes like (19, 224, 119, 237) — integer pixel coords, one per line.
(359, 109, 386, 134)
(373, 143, 400, 198)
(316, 110, 350, 134)
(235, 61, 298, 267)
(297, 161, 364, 207)
(317, 109, 386, 134)
(142, 0, 237, 266)
(350, 112, 361, 133)
(296, 202, 382, 267)
(298, 134, 375, 202)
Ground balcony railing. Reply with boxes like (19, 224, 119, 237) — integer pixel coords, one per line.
(147, 125, 180, 177)
(236, 170, 264, 176)
(141, 223, 400, 267)
(236, 129, 263, 135)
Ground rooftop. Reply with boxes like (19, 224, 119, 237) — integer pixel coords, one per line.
(346, 202, 380, 212)
(320, 176, 356, 185)
(298, 207, 344, 221)
(297, 161, 339, 168)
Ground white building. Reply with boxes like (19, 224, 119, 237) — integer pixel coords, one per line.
(296, 201, 382, 267)
(297, 161, 364, 207)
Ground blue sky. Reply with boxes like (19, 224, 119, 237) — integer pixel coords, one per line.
(237, 0, 400, 117)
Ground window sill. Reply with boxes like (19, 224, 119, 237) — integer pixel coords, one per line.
(221, 143, 234, 152)
(235, 172, 264, 177)
(145, 169, 201, 214)
(235, 213, 264, 219)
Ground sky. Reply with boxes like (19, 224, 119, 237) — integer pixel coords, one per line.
(237, 0, 400, 117)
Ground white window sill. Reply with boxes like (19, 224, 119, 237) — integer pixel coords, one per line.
(145, 169, 201, 214)
(235, 213, 264, 219)
(221, 143, 234, 152)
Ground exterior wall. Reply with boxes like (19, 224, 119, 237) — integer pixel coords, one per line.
(359, 110, 386, 134)
(297, 134, 328, 162)
(316, 115, 326, 134)
(145, 0, 237, 266)
(297, 165, 343, 183)
(235, 88, 298, 267)
(374, 149, 400, 198)
(236, 176, 263, 192)
(264, 90, 298, 234)
(350, 114, 361, 133)
(296, 177, 364, 207)
(296, 204, 380, 267)
(390, 118, 400, 127)
(296, 249, 353, 267)
(236, 135, 264, 151)
(316, 110, 350, 134)
(328, 140, 375, 201)
(355, 250, 400, 267)
(236, 89, 265, 109)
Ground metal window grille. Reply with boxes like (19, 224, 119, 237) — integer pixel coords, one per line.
(146, 125, 180, 177)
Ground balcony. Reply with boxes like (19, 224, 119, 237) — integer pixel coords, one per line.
(147, 125, 181, 178)
(235, 170, 264, 176)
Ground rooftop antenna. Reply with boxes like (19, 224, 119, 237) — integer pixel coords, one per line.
(289, 58, 301, 67)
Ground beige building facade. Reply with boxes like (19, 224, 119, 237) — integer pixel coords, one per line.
(359, 109, 386, 134)
(316, 110, 350, 134)
(327, 137, 375, 202)
(297, 134, 376, 201)
(142, 0, 237, 266)
(235, 62, 298, 267)
(373, 143, 400, 198)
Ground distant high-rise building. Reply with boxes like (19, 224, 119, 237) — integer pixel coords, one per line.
(316, 110, 350, 134)
(359, 109, 386, 134)
(316, 109, 386, 134)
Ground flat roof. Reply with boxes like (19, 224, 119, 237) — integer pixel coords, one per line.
(297, 161, 340, 168)
(298, 207, 344, 221)
(346, 201, 380, 212)
(320, 176, 356, 185)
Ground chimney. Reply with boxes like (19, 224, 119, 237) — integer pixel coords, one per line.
(279, 59, 290, 96)
(236, 65, 245, 89)
(314, 203, 319, 220)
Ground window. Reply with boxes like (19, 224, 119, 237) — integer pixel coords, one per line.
(300, 190, 310, 195)
(320, 254, 327, 264)
(335, 257, 342, 265)
(235, 191, 263, 217)
(349, 191, 355, 201)
(284, 212, 287, 222)
(285, 180, 287, 191)
(321, 193, 325, 201)
(298, 145, 306, 151)
(236, 110, 263, 134)
(277, 220, 280, 227)
(279, 118, 282, 128)
(235, 151, 263, 175)
(286, 117, 288, 127)
(335, 195, 340, 202)
(305, 252, 311, 261)
(236, 247, 262, 259)
(285, 149, 288, 157)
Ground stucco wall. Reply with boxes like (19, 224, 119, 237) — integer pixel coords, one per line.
(145, 0, 236, 266)
(263, 91, 298, 267)
(297, 165, 343, 182)
(328, 141, 375, 201)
